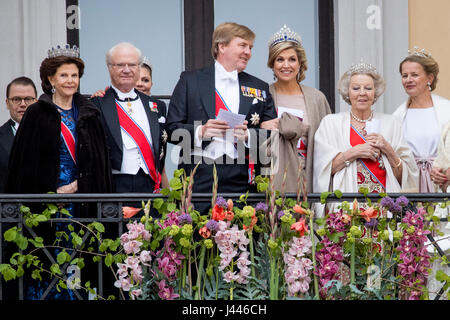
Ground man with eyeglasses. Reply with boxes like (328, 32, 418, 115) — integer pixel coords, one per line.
(92, 42, 166, 206)
(0, 76, 37, 192)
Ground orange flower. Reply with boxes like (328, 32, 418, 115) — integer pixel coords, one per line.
(243, 214, 258, 231)
(352, 199, 359, 215)
(224, 210, 234, 221)
(293, 204, 307, 215)
(341, 214, 352, 224)
(291, 219, 308, 236)
(199, 226, 211, 239)
(227, 199, 234, 211)
(122, 206, 142, 219)
(359, 207, 378, 222)
(212, 204, 225, 221)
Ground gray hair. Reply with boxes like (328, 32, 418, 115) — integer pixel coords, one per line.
(338, 68, 386, 105)
(105, 42, 143, 65)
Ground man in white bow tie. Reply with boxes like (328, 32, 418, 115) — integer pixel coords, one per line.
(92, 42, 167, 200)
(167, 22, 277, 214)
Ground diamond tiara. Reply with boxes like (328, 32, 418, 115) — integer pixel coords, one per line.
(346, 60, 378, 75)
(408, 46, 432, 58)
(268, 25, 302, 48)
(142, 56, 152, 69)
(47, 44, 80, 59)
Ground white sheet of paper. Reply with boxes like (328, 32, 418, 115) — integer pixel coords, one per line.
(277, 106, 304, 120)
(216, 109, 246, 128)
(366, 119, 381, 134)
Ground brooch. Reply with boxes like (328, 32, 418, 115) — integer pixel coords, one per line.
(250, 112, 260, 126)
(150, 101, 158, 112)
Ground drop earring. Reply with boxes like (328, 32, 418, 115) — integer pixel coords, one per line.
(427, 82, 432, 91)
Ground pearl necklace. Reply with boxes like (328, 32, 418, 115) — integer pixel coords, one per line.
(350, 110, 373, 123)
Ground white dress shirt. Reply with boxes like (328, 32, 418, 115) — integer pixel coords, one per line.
(12, 119, 19, 136)
(111, 85, 153, 175)
(193, 61, 247, 159)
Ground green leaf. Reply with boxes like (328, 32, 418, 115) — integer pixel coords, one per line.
(358, 187, 369, 196)
(50, 264, 62, 275)
(92, 222, 105, 233)
(71, 232, 83, 247)
(173, 169, 184, 178)
(35, 214, 48, 222)
(167, 202, 177, 212)
(169, 178, 182, 190)
(16, 235, 28, 250)
(57, 251, 70, 265)
(4, 228, 17, 242)
(105, 253, 113, 267)
(436, 270, 449, 282)
(0, 264, 17, 281)
(329, 232, 344, 243)
(320, 192, 332, 204)
(153, 198, 164, 210)
(334, 190, 343, 199)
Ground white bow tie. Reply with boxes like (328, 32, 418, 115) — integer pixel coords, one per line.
(218, 69, 238, 82)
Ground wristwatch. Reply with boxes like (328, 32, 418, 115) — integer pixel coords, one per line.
(342, 153, 350, 167)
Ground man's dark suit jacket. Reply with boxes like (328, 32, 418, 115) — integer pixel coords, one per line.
(91, 88, 167, 192)
(0, 119, 15, 192)
(166, 64, 277, 193)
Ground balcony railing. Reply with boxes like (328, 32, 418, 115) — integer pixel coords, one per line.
(1, 192, 448, 300)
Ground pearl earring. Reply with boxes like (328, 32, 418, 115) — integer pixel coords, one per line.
(427, 82, 432, 91)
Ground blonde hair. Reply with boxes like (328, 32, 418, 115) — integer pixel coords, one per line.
(211, 22, 255, 59)
(399, 54, 439, 91)
(267, 41, 308, 83)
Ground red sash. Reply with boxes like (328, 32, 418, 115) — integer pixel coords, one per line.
(215, 90, 254, 184)
(61, 121, 76, 165)
(115, 100, 161, 191)
(350, 126, 386, 189)
(215, 89, 231, 116)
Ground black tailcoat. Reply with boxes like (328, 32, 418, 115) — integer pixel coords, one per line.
(91, 88, 167, 192)
(166, 64, 277, 195)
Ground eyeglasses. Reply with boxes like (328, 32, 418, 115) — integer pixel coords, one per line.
(108, 63, 139, 71)
(8, 96, 36, 106)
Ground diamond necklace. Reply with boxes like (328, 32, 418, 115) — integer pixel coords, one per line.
(350, 110, 373, 123)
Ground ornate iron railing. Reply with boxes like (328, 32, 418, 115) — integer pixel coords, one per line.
(1, 193, 448, 300)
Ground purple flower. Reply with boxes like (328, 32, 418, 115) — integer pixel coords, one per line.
(277, 210, 285, 220)
(396, 196, 409, 207)
(216, 196, 227, 208)
(365, 218, 379, 229)
(255, 202, 268, 213)
(206, 219, 219, 231)
(178, 213, 192, 225)
(380, 196, 394, 209)
(391, 203, 402, 213)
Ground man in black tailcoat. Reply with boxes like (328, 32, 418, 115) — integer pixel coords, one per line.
(91, 42, 166, 196)
(166, 22, 277, 214)
(0, 77, 37, 192)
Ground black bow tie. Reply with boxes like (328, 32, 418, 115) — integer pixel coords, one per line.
(112, 88, 139, 102)
(116, 95, 139, 103)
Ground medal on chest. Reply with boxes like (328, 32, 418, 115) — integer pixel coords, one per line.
(126, 98, 133, 115)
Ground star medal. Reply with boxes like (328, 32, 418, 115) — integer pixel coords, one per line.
(250, 112, 260, 126)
